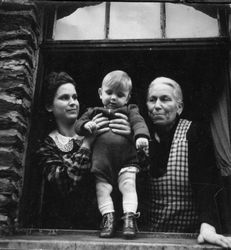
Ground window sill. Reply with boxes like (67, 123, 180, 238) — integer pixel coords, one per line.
(0, 229, 225, 249)
(41, 37, 229, 51)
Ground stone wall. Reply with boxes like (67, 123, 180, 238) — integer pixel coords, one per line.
(0, 0, 40, 234)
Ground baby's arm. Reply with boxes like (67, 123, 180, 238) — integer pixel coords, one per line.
(84, 121, 97, 134)
(128, 104, 150, 156)
(75, 108, 94, 136)
(128, 104, 150, 138)
(136, 137, 149, 156)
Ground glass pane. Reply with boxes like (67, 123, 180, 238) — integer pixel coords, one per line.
(54, 3, 105, 40)
(166, 4, 219, 38)
(109, 2, 161, 39)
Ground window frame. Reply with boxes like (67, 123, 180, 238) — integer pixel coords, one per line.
(43, 2, 230, 44)
(21, 0, 231, 230)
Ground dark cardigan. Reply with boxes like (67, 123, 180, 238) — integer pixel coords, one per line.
(75, 104, 150, 140)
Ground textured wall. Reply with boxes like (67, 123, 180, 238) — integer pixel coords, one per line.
(0, 0, 40, 234)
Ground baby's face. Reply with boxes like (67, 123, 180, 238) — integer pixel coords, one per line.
(99, 84, 130, 109)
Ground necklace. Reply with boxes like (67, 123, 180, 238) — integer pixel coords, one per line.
(54, 134, 74, 152)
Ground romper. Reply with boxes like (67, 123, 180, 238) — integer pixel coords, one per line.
(75, 105, 150, 185)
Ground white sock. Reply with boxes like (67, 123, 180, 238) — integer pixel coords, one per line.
(96, 180, 114, 216)
(98, 202, 114, 216)
(118, 171, 138, 214)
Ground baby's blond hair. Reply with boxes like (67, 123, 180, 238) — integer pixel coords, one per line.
(102, 70, 132, 93)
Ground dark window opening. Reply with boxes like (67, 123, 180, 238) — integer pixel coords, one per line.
(18, 0, 231, 233)
(20, 44, 229, 230)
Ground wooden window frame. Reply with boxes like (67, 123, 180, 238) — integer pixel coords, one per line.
(43, 2, 230, 44)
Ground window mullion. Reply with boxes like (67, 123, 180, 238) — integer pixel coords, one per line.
(160, 3, 166, 38)
(52, 7, 58, 40)
(217, 8, 229, 37)
(105, 2, 111, 39)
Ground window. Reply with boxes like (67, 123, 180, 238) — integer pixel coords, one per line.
(53, 2, 220, 40)
(165, 3, 219, 38)
(54, 3, 106, 40)
(109, 2, 161, 39)
(22, 1, 231, 233)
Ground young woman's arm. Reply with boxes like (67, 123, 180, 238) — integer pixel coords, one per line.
(37, 137, 91, 195)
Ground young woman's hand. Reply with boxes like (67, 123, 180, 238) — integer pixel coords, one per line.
(198, 223, 231, 248)
(82, 112, 131, 148)
(109, 112, 131, 135)
(92, 113, 110, 134)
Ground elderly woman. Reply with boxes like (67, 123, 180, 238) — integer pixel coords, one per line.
(35, 72, 131, 229)
(139, 77, 231, 248)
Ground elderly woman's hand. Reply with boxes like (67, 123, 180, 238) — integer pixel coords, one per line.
(109, 112, 131, 135)
(198, 223, 231, 248)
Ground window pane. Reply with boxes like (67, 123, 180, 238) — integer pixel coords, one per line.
(109, 2, 161, 39)
(166, 4, 219, 38)
(54, 3, 106, 40)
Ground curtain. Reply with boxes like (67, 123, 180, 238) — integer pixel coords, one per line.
(57, 2, 102, 20)
(55, 2, 229, 21)
(210, 81, 231, 233)
(210, 83, 231, 177)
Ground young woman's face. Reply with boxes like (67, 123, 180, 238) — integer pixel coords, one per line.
(48, 83, 79, 124)
(147, 83, 182, 127)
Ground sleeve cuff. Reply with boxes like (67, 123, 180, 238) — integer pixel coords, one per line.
(134, 134, 150, 141)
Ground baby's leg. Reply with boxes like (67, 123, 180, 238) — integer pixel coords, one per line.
(118, 171, 139, 239)
(118, 171, 137, 214)
(96, 177, 115, 238)
(96, 177, 114, 215)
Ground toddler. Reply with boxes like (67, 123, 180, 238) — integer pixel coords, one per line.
(76, 70, 150, 238)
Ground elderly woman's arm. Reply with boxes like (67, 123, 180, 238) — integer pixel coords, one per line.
(198, 223, 231, 248)
(188, 122, 231, 248)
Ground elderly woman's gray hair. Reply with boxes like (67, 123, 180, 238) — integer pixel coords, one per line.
(148, 77, 183, 105)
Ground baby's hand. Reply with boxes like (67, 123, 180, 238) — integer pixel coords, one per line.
(136, 137, 149, 156)
(84, 121, 97, 134)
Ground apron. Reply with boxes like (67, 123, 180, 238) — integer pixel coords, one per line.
(148, 119, 199, 232)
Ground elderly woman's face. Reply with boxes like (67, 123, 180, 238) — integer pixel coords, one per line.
(147, 83, 182, 127)
(49, 83, 79, 124)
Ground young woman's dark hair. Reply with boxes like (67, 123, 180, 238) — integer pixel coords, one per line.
(41, 71, 77, 137)
(44, 71, 77, 108)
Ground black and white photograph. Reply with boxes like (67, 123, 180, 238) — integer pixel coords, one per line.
(0, 0, 231, 249)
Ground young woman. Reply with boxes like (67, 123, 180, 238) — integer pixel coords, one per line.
(36, 71, 131, 229)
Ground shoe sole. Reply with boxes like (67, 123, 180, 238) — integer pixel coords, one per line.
(123, 233, 136, 239)
(99, 232, 115, 238)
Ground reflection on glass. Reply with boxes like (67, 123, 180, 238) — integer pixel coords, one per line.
(109, 2, 161, 39)
(166, 4, 219, 38)
(54, 3, 105, 40)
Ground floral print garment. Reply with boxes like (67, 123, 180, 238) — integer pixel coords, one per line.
(36, 132, 91, 196)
